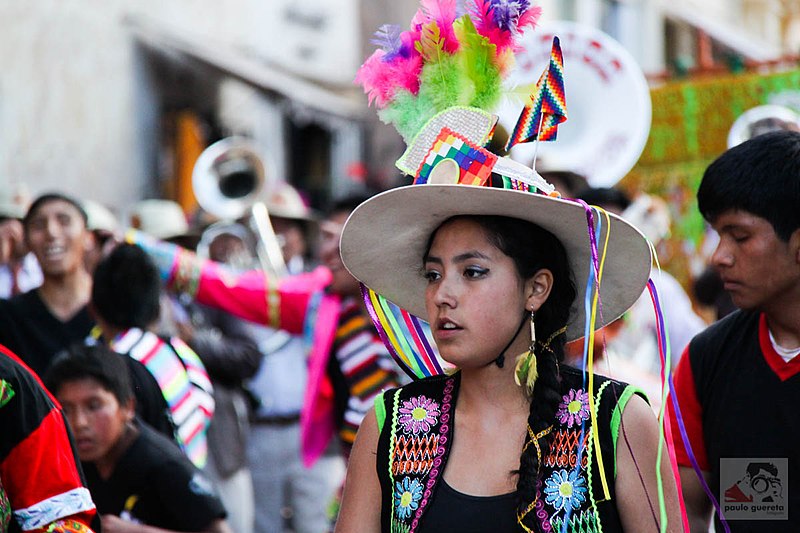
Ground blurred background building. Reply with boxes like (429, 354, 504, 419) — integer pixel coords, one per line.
(0, 0, 798, 219)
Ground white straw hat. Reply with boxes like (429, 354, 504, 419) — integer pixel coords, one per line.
(129, 199, 190, 240)
(82, 200, 120, 233)
(263, 183, 317, 222)
(340, 183, 652, 341)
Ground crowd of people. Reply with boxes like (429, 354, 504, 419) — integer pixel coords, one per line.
(0, 125, 797, 532)
(0, 186, 405, 533)
(2, 2, 799, 531)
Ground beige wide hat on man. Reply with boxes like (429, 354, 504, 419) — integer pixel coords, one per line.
(129, 199, 191, 241)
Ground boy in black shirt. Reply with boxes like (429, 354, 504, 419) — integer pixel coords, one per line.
(46, 344, 230, 533)
(670, 131, 800, 532)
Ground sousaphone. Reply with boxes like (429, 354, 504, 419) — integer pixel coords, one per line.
(192, 137, 287, 277)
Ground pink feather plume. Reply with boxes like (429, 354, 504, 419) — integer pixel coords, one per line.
(418, 0, 462, 53)
(469, 0, 541, 55)
(354, 49, 423, 108)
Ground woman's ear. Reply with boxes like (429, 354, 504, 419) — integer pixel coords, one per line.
(525, 268, 554, 312)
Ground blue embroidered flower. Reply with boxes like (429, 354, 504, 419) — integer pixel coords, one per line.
(394, 476, 424, 519)
(543, 468, 587, 511)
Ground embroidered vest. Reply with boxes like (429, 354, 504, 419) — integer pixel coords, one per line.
(376, 367, 642, 533)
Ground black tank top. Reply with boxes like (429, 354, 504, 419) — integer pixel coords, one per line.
(417, 479, 518, 532)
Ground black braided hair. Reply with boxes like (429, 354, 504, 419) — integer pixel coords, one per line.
(445, 215, 575, 532)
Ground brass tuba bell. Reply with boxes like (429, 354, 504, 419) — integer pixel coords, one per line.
(192, 137, 288, 278)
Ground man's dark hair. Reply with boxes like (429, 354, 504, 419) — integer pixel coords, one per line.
(91, 243, 160, 329)
(23, 193, 88, 229)
(45, 343, 134, 406)
(698, 130, 800, 241)
(325, 194, 374, 218)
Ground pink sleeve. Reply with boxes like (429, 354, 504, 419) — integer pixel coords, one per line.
(190, 262, 332, 335)
(128, 229, 331, 335)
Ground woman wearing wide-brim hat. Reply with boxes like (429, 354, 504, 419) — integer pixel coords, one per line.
(334, 177, 682, 532)
(334, 1, 682, 531)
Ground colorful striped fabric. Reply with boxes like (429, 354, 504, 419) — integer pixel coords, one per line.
(332, 299, 400, 448)
(362, 285, 444, 380)
(112, 328, 214, 468)
(506, 36, 568, 150)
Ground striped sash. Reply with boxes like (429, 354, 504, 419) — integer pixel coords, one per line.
(112, 328, 214, 468)
(333, 300, 398, 446)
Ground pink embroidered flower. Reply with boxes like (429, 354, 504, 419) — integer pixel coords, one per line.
(398, 395, 441, 434)
(555, 389, 590, 428)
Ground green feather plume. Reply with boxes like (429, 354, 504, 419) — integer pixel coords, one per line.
(454, 16, 502, 111)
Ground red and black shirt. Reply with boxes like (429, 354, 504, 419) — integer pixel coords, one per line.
(0, 345, 96, 532)
(670, 310, 800, 531)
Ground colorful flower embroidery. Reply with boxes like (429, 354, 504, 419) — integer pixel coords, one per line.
(398, 395, 440, 434)
(543, 468, 587, 511)
(555, 388, 590, 428)
(394, 477, 424, 520)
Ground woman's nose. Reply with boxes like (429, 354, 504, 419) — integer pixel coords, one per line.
(431, 276, 457, 308)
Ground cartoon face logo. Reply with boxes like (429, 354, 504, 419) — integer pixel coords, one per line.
(724, 462, 784, 503)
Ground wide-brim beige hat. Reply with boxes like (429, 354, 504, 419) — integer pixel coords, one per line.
(129, 199, 191, 241)
(263, 183, 318, 222)
(340, 184, 652, 341)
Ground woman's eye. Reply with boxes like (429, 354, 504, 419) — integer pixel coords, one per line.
(465, 267, 488, 279)
(423, 270, 441, 282)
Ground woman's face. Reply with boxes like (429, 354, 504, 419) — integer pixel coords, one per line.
(423, 218, 538, 368)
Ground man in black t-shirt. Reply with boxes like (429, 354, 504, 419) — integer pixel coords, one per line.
(85, 422, 226, 532)
(46, 344, 230, 533)
(0, 193, 95, 377)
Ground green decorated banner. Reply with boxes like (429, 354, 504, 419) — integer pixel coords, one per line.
(621, 68, 800, 286)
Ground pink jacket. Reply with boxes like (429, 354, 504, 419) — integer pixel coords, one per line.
(130, 230, 341, 467)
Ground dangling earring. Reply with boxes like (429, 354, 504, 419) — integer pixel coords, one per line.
(514, 310, 538, 395)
